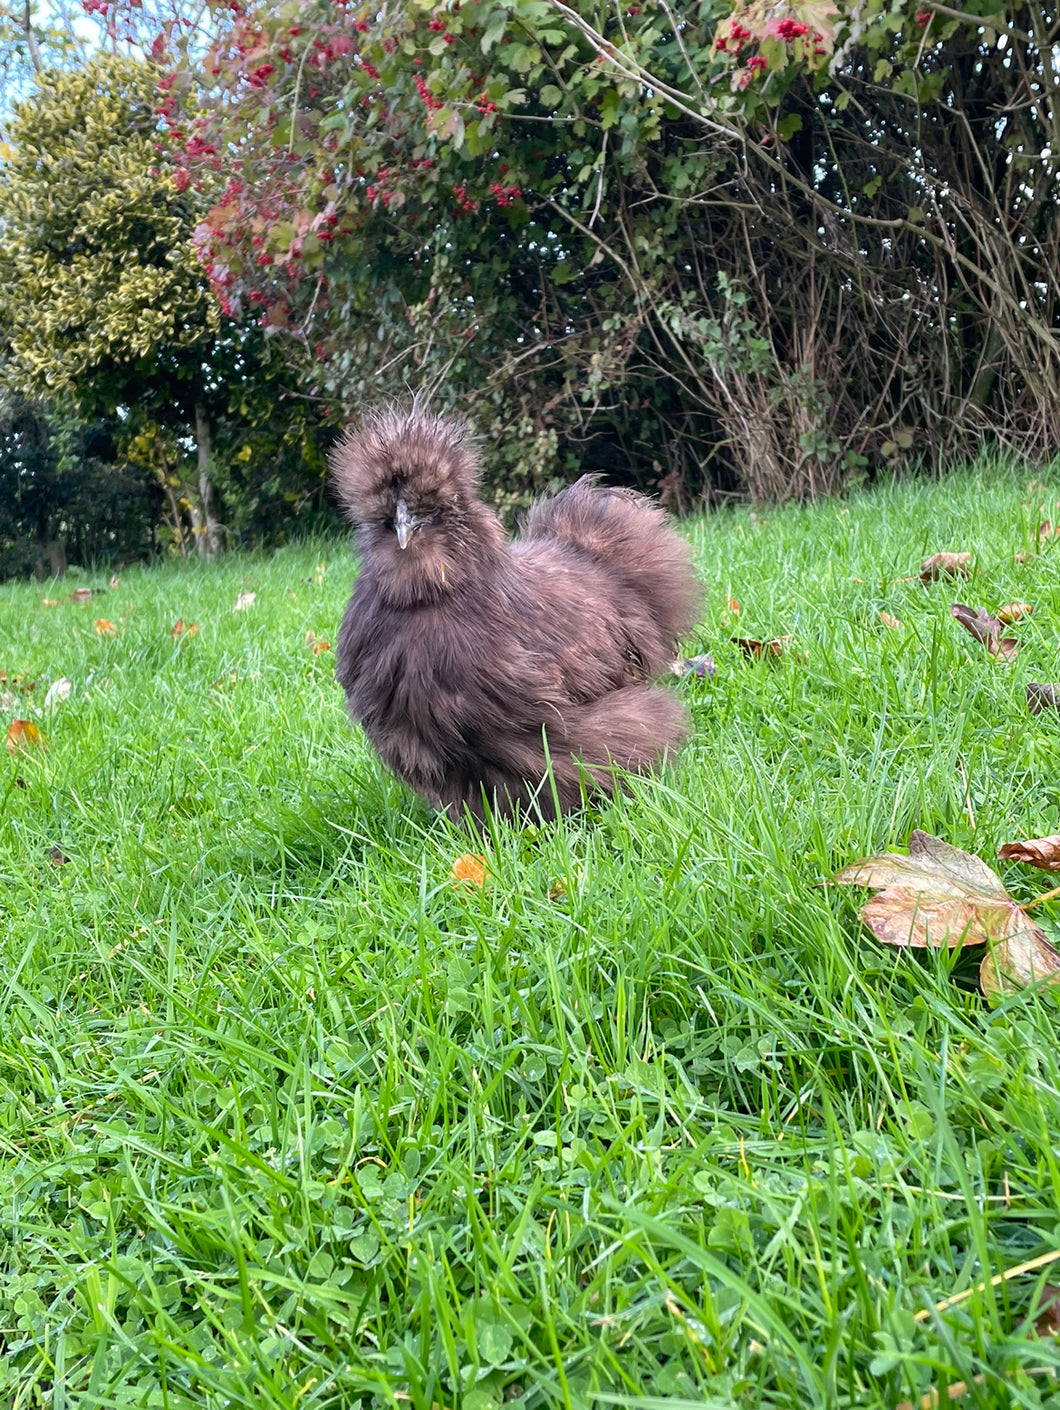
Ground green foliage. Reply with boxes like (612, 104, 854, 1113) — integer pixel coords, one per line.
(0, 54, 219, 416)
(178, 0, 1060, 502)
(4, 466, 1060, 1403)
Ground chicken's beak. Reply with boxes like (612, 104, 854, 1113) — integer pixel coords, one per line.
(394, 498, 413, 550)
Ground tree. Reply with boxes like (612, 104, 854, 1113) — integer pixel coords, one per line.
(0, 53, 231, 551)
(161, 0, 1060, 503)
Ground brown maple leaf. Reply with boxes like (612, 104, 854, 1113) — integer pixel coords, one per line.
(834, 831, 1060, 998)
(920, 551, 971, 582)
(996, 602, 1033, 624)
(950, 603, 1017, 661)
(1027, 683, 1060, 715)
(998, 835, 1060, 872)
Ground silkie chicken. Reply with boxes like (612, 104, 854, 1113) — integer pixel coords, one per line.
(332, 410, 702, 821)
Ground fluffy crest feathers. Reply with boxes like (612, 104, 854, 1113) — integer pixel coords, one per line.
(329, 409, 482, 527)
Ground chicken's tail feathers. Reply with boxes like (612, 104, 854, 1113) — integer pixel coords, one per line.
(520, 479, 702, 645)
(561, 684, 690, 787)
(329, 408, 481, 525)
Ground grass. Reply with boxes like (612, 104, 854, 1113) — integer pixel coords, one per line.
(2, 459, 1060, 1410)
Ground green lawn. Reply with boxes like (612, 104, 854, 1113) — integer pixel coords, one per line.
(3, 462, 1060, 1409)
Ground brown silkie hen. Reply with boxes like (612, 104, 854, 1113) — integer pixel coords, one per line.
(332, 410, 702, 821)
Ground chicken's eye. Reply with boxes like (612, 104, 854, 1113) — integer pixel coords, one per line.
(382, 516, 394, 531)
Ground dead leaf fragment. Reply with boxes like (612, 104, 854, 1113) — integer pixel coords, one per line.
(950, 603, 1017, 661)
(998, 835, 1060, 872)
(733, 635, 793, 660)
(451, 853, 486, 888)
(43, 678, 72, 708)
(672, 653, 715, 679)
(69, 587, 93, 604)
(47, 846, 69, 866)
(1032, 1284, 1060, 1338)
(6, 719, 45, 753)
(312, 641, 331, 656)
(1027, 683, 1060, 715)
(979, 926, 1060, 997)
(920, 551, 972, 582)
(233, 591, 256, 612)
(725, 596, 740, 616)
(41, 597, 60, 607)
(171, 620, 199, 638)
(996, 602, 1033, 624)
(93, 618, 115, 636)
(880, 611, 904, 630)
(109, 574, 120, 589)
(833, 828, 1041, 943)
(1014, 550, 1036, 565)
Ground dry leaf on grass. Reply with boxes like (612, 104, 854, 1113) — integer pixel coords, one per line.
(68, 587, 94, 604)
(833, 830, 1060, 997)
(725, 596, 740, 615)
(109, 574, 120, 589)
(1027, 683, 1060, 715)
(980, 926, 1060, 997)
(47, 846, 69, 866)
(312, 641, 331, 656)
(6, 719, 45, 753)
(1014, 550, 1036, 565)
(41, 597, 61, 607)
(997, 602, 1034, 623)
(43, 678, 71, 708)
(233, 591, 256, 612)
(451, 853, 486, 887)
(0, 671, 36, 692)
(950, 604, 1018, 661)
(733, 635, 794, 660)
(171, 620, 199, 638)
(1032, 1285, 1060, 1338)
(671, 653, 715, 679)
(998, 835, 1060, 871)
(880, 612, 904, 630)
(94, 618, 115, 636)
(920, 551, 971, 582)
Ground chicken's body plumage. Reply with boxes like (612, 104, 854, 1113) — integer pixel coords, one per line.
(332, 411, 701, 820)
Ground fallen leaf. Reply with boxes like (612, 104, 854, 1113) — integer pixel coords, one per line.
(211, 668, 239, 690)
(109, 574, 121, 589)
(0, 671, 36, 692)
(233, 591, 256, 612)
(997, 602, 1033, 624)
(6, 719, 45, 753)
(94, 618, 115, 636)
(733, 635, 793, 660)
(979, 925, 1060, 997)
(950, 603, 1017, 661)
(1036, 520, 1060, 543)
(1032, 1284, 1060, 1338)
(725, 596, 740, 615)
(172, 619, 185, 638)
(672, 653, 715, 679)
(1014, 551, 1036, 565)
(451, 853, 486, 887)
(921, 551, 972, 582)
(312, 640, 331, 656)
(832, 829, 1046, 951)
(548, 878, 568, 901)
(47, 846, 69, 866)
(43, 678, 72, 708)
(41, 597, 61, 607)
(880, 611, 904, 630)
(998, 835, 1060, 871)
(1026, 683, 1060, 715)
(68, 587, 93, 604)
